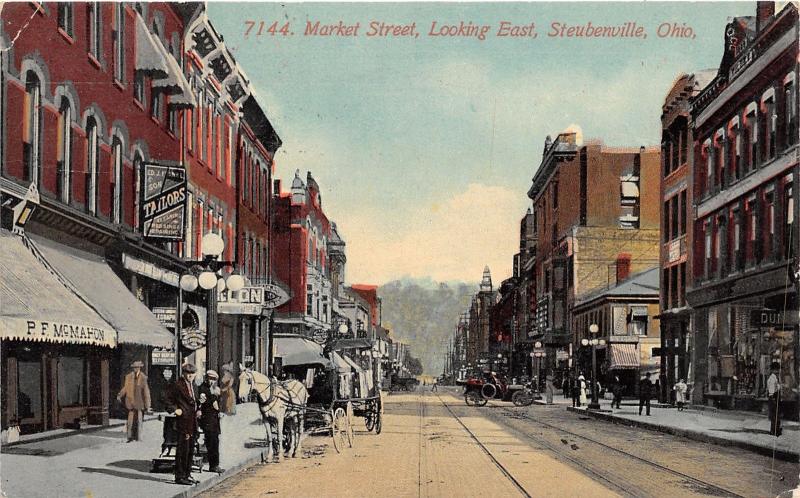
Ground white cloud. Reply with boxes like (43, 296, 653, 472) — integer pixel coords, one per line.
(343, 183, 529, 284)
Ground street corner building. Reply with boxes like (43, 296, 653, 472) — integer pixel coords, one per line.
(0, 2, 287, 437)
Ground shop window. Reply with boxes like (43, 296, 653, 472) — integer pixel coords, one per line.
(58, 3, 73, 37)
(57, 99, 72, 203)
(23, 71, 41, 187)
(17, 361, 42, 421)
(87, 3, 102, 61)
(113, 3, 125, 83)
(58, 357, 86, 407)
(86, 117, 99, 215)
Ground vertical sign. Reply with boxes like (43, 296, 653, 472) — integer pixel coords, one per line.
(140, 163, 187, 240)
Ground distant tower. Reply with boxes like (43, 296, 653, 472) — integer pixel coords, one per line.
(291, 169, 306, 204)
(480, 266, 492, 292)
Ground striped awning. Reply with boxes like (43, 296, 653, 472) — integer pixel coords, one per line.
(608, 343, 640, 369)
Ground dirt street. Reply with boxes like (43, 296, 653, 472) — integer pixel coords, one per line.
(200, 389, 797, 498)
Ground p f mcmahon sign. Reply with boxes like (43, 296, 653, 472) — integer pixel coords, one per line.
(140, 162, 187, 240)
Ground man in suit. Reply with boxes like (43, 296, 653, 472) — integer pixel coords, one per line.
(198, 370, 224, 473)
(639, 372, 652, 416)
(166, 363, 198, 485)
(767, 362, 782, 436)
(116, 360, 151, 442)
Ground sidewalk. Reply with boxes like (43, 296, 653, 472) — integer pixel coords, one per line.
(1, 403, 271, 498)
(545, 395, 800, 462)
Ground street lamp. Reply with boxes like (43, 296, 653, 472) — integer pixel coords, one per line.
(177, 233, 242, 373)
(581, 324, 606, 410)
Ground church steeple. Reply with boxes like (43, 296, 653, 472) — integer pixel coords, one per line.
(480, 266, 492, 292)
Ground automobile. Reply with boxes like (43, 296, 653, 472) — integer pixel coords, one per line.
(462, 372, 540, 406)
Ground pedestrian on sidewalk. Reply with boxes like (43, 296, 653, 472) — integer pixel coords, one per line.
(219, 364, 236, 415)
(199, 370, 225, 474)
(673, 379, 688, 411)
(116, 360, 151, 442)
(572, 375, 580, 407)
(578, 375, 588, 406)
(166, 363, 199, 486)
(612, 376, 623, 409)
(545, 372, 555, 405)
(639, 372, 652, 416)
(432, 378, 438, 392)
(562, 375, 571, 399)
(768, 362, 782, 437)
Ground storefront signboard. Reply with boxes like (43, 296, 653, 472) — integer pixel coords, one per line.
(1, 317, 117, 348)
(749, 309, 799, 328)
(181, 329, 206, 350)
(218, 286, 265, 315)
(140, 163, 187, 240)
(122, 253, 180, 287)
(152, 307, 177, 328)
(152, 347, 176, 365)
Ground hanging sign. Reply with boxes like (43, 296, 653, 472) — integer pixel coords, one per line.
(262, 284, 291, 309)
(152, 348, 176, 365)
(181, 329, 206, 350)
(218, 286, 265, 315)
(140, 163, 187, 240)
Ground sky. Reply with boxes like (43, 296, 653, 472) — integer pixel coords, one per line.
(208, 1, 752, 286)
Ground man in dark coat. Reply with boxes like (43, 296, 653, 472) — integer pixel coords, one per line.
(199, 370, 224, 473)
(572, 374, 582, 407)
(166, 363, 198, 485)
(612, 375, 624, 409)
(639, 372, 652, 416)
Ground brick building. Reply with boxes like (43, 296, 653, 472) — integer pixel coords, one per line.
(658, 70, 716, 403)
(0, 2, 197, 432)
(527, 130, 661, 380)
(467, 266, 496, 369)
(271, 170, 334, 338)
(686, 2, 799, 413)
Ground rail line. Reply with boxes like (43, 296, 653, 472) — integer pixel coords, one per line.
(432, 392, 533, 498)
(436, 389, 746, 498)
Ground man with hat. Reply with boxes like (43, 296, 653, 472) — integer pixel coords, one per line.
(116, 360, 151, 442)
(767, 362, 783, 436)
(199, 370, 224, 473)
(166, 363, 199, 485)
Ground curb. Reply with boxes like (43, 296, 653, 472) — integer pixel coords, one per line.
(567, 406, 799, 462)
(3, 413, 161, 449)
(173, 450, 268, 498)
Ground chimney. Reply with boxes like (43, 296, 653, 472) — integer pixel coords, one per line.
(756, 1, 775, 33)
(616, 253, 632, 284)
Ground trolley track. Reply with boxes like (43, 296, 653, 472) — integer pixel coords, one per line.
(433, 392, 533, 498)
(436, 391, 747, 498)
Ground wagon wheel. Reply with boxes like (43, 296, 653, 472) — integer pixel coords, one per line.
(375, 409, 383, 434)
(465, 391, 481, 406)
(365, 409, 376, 431)
(345, 402, 355, 448)
(331, 407, 347, 453)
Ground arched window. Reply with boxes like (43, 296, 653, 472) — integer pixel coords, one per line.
(111, 137, 123, 223)
(57, 98, 72, 203)
(86, 117, 99, 215)
(23, 72, 42, 186)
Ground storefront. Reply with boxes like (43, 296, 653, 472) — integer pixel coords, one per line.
(0, 231, 117, 435)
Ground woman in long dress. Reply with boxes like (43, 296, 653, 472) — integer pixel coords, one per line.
(579, 375, 588, 405)
(219, 364, 237, 415)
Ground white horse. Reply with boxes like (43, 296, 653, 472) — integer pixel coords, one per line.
(238, 368, 309, 461)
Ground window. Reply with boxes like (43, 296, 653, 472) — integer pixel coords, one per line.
(629, 307, 648, 335)
(703, 139, 713, 194)
(58, 357, 85, 406)
(766, 190, 775, 260)
(306, 287, 313, 315)
(679, 263, 686, 307)
(86, 117, 99, 215)
(670, 196, 678, 239)
(168, 107, 178, 135)
(679, 190, 687, 236)
(23, 72, 42, 187)
(133, 153, 142, 230)
(58, 3, 73, 37)
(733, 207, 744, 271)
(714, 129, 725, 189)
(762, 89, 777, 161)
(113, 3, 125, 82)
(111, 138, 122, 224)
(745, 104, 758, 170)
(134, 72, 145, 104)
(57, 99, 72, 203)
(785, 76, 797, 148)
(730, 120, 741, 181)
(784, 179, 794, 260)
(150, 88, 161, 121)
(704, 221, 712, 278)
(663, 200, 670, 242)
(88, 3, 101, 60)
(552, 182, 559, 209)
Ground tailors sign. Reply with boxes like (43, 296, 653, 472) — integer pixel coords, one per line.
(140, 162, 187, 240)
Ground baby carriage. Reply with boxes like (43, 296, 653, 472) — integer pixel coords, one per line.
(150, 414, 205, 473)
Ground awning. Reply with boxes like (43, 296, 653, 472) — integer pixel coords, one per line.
(621, 181, 640, 198)
(135, 13, 169, 77)
(330, 338, 373, 351)
(630, 306, 648, 318)
(330, 351, 352, 374)
(150, 32, 195, 106)
(30, 235, 174, 348)
(608, 343, 640, 369)
(341, 354, 365, 375)
(0, 232, 117, 348)
(274, 334, 332, 368)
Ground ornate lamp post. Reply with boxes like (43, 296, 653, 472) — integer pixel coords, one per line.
(532, 341, 546, 386)
(177, 233, 243, 373)
(581, 323, 606, 410)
